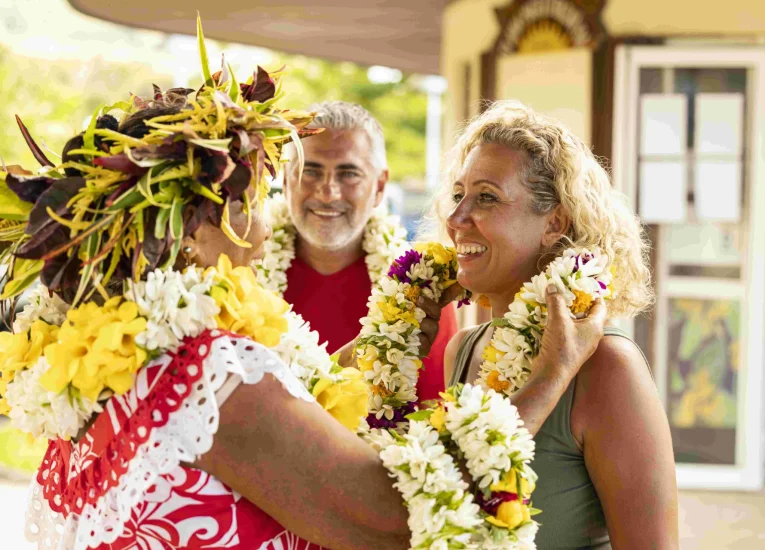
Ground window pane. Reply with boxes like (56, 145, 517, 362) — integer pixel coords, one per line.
(667, 298, 739, 465)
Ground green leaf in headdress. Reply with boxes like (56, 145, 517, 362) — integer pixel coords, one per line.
(0, 175, 33, 222)
(1, 258, 43, 300)
(197, 13, 213, 87)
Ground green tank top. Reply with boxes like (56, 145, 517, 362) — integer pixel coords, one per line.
(450, 325, 647, 549)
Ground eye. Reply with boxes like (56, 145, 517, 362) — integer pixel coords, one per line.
(339, 170, 362, 182)
(479, 192, 498, 203)
(451, 192, 464, 203)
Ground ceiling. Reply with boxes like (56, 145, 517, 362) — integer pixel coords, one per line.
(68, 0, 448, 74)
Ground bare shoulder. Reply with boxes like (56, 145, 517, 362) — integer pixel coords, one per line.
(572, 333, 660, 437)
(443, 327, 476, 385)
(581, 332, 652, 383)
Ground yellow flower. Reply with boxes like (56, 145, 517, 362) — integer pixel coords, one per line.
(370, 382, 393, 398)
(377, 299, 419, 328)
(438, 390, 456, 402)
(208, 255, 289, 347)
(357, 345, 379, 372)
(312, 368, 369, 431)
(404, 286, 421, 303)
(490, 469, 535, 497)
(481, 345, 499, 364)
(429, 406, 446, 432)
(0, 320, 58, 382)
(42, 298, 147, 402)
(477, 294, 492, 309)
(486, 500, 531, 530)
(414, 242, 454, 266)
(486, 370, 510, 393)
(571, 289, 594, 315)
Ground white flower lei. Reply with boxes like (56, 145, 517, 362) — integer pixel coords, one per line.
(254, 192, 410, 296)
(375, 384, 539, 549)
(12, 284, 70, 334)
(356, 243, 463, 423)
(479, 248, 613, 396)
(273, 310, 342, 392)
(4, 357, 102, 440)
(4, 263, 344, 439)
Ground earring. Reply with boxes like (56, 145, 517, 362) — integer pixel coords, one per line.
(182, 245, 193, 266)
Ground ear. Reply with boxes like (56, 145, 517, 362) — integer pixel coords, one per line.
(541, 205, 571, 247)
(373, 168, 389, 208)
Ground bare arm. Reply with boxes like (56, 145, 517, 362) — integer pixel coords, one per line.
(195, 375, 409, 550)
(575, 338, 679, 549)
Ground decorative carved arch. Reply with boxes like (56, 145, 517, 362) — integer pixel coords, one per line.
(480, 0, 607, 106)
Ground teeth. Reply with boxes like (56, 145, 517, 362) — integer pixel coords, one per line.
(456, 244, 487, 255)
(312, 210, 343, 218)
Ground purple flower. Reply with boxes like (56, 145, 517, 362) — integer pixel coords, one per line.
(457, 297, 471, 308)
(387, 249, 422, 283)
(476, 490, 527, 516)
(366, 401, 418, 429)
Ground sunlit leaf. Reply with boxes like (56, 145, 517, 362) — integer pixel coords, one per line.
(197, 13, 212, 87)
(15, 116, 54, 168)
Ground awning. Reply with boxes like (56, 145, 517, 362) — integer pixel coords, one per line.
(68, 0, 446, 74)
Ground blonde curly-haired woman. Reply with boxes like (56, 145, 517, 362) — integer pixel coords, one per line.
(441, 101, 679, 549)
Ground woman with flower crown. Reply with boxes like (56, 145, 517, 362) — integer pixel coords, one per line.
(0, 22, 611, 550)
(436, 101, 679, 549)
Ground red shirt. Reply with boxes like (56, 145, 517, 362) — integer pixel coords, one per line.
(283, 255, 458, 401)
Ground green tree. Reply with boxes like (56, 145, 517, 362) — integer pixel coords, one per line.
(0, 45, 170, 168)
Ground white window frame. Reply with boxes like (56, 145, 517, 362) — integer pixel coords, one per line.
(612, 46, 765, 491)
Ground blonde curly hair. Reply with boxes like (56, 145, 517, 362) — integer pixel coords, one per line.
(433, 100, 653, 318)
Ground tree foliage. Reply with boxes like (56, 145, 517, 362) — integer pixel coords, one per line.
(0, 45, 427, 180)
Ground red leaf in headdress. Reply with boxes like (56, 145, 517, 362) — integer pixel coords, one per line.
(240, 66, 275, 103)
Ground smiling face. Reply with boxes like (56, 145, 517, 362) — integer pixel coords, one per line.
(284, 129, 386, 252)
(446, 142, 564, 307)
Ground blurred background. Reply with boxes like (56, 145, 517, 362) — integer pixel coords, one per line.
(1, 0, 764, 548)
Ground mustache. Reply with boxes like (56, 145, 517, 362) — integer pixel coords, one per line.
(303, 200, 351, 213)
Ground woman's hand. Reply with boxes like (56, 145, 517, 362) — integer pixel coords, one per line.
(509, 284, 607, 435)
(335, 283, 465, 367)
(535, 284, 607, 382)
(417, 284, 465, 357)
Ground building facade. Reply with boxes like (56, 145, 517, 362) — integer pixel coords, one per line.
(442, 0, 765, 491)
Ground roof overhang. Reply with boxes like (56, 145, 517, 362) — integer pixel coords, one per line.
(68, 0, 446, 74)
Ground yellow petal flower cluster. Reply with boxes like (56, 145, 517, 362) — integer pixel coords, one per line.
(413, 242, 458, 288)
(377, 297, 419, 327)
(413, 242, 454, 266)
(312, 367, 369, 431)
(487, 499, 532, 530)
(207, 255, 290, 348)
(0, 321, 59, 414)
(41, 298, 147, 402)
(486, 469, 535, 530)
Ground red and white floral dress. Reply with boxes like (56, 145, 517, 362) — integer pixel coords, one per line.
(25, 329, 325, 550)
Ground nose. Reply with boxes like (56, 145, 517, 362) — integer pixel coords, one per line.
(315, 172, 342, 202)
(446, 197, 472, 233)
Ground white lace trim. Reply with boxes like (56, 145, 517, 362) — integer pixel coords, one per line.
(24, 332, 315, 550)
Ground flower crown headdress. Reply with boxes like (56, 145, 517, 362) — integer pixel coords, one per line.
(0, 16, 318, 307)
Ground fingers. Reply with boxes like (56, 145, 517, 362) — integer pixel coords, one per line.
(439, 284, 465, 307)
(545, 284, 567, 324)
(419, 317, 439, 340)
(418, 333, 433, 356)
(417, 296, 441, 321)
(581, 298, 607, 335)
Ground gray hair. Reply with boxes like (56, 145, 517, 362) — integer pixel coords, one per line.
(306, 100, 388, 170)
